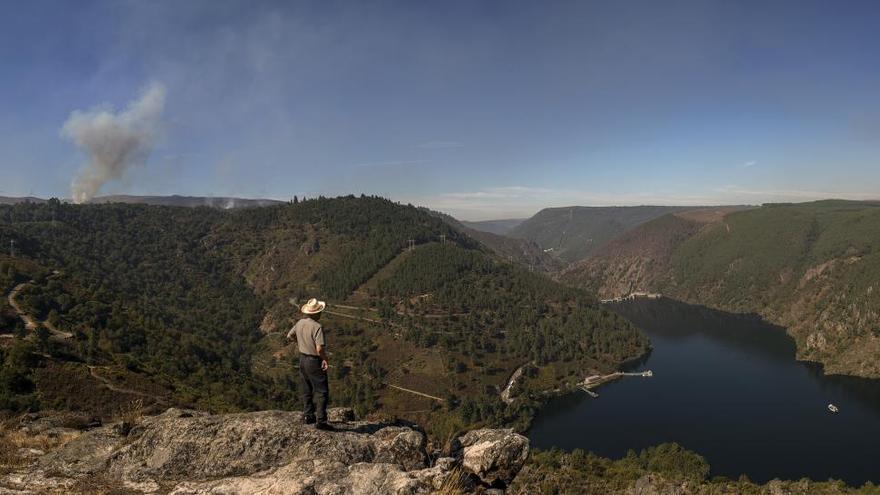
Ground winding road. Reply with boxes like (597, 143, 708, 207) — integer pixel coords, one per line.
(8, 282, 39, 331)
(87, 365, 168, 404)
(6, 281, 73, 339)
(501, 362, 530, 404)
(384, 383, 445, 402)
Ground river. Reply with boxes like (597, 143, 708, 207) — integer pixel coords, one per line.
(528, 298, 880, 485)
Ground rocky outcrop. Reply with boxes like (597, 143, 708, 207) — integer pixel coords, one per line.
(451, 429, 529, 487)
(0, 408, 529, 494)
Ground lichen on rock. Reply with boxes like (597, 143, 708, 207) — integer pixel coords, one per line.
(1, 408, 530, 494)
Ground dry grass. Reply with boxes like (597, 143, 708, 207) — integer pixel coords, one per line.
(0, 417, 81, 472)
(115, 398, 144, 426)
(433, 467, 469, 495)
(66, 472, 153, 495)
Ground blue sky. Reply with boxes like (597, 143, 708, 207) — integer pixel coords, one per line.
(1, 0, 879, 219)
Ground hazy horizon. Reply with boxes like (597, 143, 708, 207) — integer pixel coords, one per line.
(3, 0, 880, 220)
(9, 191, 880, 223)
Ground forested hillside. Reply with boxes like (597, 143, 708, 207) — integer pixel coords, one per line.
(511, 445, 880, 494)
(89, 194, 284, 208)
(0, 196, 647, 437)
(0, 194, 282, 208)
(428, 209, 560, 272)
(564, 201, 880, 378)
(509, 205, 707, 263)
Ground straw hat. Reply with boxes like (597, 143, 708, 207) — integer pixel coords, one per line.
(300, 298, 326, 315)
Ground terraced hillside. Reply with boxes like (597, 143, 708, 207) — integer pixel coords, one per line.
(564, 201, 880, 378)
(0, 196, 647, 437)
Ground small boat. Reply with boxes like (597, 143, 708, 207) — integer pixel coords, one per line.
(828, 404, 839, 413)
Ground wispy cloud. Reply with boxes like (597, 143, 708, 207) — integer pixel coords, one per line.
(354, 159, 428, 168)
(416, 141, 464, 149)
(742, 160, 757, 168)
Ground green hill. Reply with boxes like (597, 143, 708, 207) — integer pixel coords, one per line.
(509, 205, 711, 263)
(428, 209, 561, 272)
(0, 196, 647, 436)
(564, 201, 880, 378)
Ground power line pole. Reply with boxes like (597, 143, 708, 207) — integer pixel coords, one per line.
(440, 234, 446, 245)
(9, 239, 15, 258)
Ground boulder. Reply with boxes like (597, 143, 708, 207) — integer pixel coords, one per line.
(371, 427, 427, 471)
(328, 406, 356, 422)
(3, 408, 530, 494)
(101, 408, 427, 482)
(38, 423, 128, 476)
(451, 428, 529, 486)
(171, 459, 432, 495)
(15, 410, 95, 436)
(301, 237, 320, 256)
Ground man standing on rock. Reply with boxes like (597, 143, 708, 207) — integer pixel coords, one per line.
(288, 298, 333, 431)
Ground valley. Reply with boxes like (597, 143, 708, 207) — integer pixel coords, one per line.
(530, 298, 880, 485)
(505, 205, 725, 263)
(2, 195, 879, 492)
(0, 196, 647, 440)
(564, 200, 880, 379)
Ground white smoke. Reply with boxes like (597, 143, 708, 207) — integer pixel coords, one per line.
(61, 82, 166, 203)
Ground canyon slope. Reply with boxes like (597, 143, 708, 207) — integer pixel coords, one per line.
(0, 196, 646, 437)
(563, 201, 880, 378)
(508, 205, 714, 263)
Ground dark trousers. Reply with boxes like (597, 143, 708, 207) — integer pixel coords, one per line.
(299, 354, 329, 422)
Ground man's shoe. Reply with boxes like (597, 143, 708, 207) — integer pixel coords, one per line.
(315, 422, 335, 431)
(303, 416, 316, 425)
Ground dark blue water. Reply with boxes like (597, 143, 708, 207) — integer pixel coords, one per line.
(528, 299, 880, 485)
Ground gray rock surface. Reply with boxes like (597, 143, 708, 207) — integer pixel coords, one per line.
(451, 428, 530, 486)
(328, 406, 356, 423)
(1, 408, 530, 494)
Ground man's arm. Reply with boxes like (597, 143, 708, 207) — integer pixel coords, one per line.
(314, 326, 328, 370)
(316, 344, 329, 371)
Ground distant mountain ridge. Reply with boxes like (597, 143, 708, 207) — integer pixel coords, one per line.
(563, 200, 880, 378)
(460, 218, 525, 236)
(428, 210, 560, 272)
(0, 196, 48, 205)
(0, 194, 284, 209)
(508, 205, 718, 263)
(90, 194, 285, 208)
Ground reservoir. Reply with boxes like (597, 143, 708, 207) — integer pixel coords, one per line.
(528, 298, 880, 485)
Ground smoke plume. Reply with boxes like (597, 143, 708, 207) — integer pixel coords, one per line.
(61, 82, 166, 203)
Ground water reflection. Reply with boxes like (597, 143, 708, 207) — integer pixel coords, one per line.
(528, 298, 880, 485)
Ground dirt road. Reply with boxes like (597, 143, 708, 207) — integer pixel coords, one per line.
(7, 281, 73, 339)
(87, 365, 167, 404)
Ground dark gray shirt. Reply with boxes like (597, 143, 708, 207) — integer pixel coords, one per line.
(288, 318, 325, 356)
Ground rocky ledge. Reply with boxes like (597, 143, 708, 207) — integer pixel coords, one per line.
(0, 407, 529, 494)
